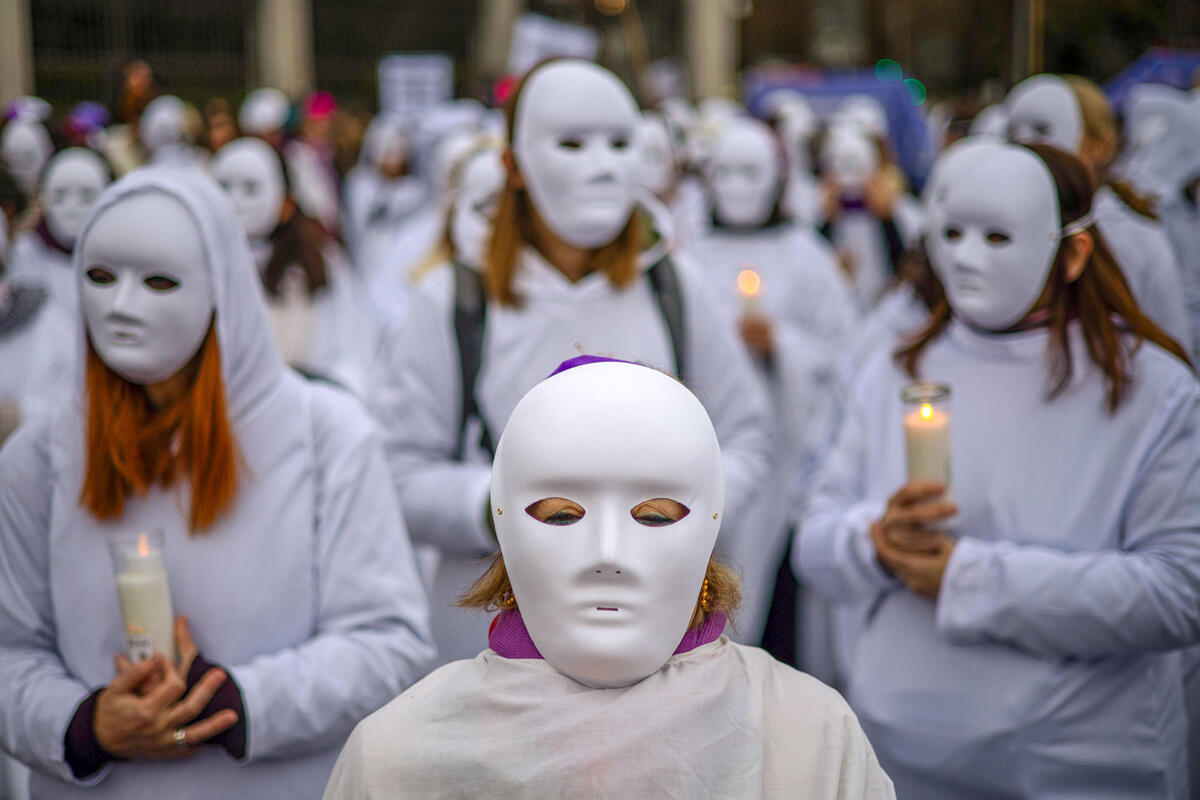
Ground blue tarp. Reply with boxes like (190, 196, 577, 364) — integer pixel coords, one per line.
(1105, 47, 1200, 115)
(744, 66, 936, 190)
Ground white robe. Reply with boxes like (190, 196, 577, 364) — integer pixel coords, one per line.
(6, 230, 78, 319)
(0, 285, 76, 435)
(692, 222, 857, 642)
(323, 639, 894, 799)
(799, 319, 1200, 798)
(370, 212, 773, 667)
(0, 168, 435, 799)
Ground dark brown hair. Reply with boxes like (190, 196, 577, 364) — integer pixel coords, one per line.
(259, 143, 330, 298)
(896, 143, 1192, 413)
(484, 59, 643, 307)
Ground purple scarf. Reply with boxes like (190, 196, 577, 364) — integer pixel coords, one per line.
(488, 609, 727, 660)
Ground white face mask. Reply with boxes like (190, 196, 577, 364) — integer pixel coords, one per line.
(1005, 75, 1083, 154)
(513, 61, 641, 249)
(922, 137, 1006, 239)
(930, 146, 1063, 331)
(635, 114, 677, 199)
(707, 118, 782, 228)
(821, 125, 878, 194)
(80, 190, 215, 385)
(1, 118, 53, 197)
(491, 361, 724, 688)
(210, 138, 286, 240)
(450, 148, 505, 268)
(41, 149, 110, 248)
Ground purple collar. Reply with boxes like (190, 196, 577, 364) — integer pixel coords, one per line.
(488, 609, 727, 661)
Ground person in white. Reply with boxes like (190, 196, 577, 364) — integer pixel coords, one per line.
(6, 147, 111, 318)
(340, 114, 425, 268)
(691, 116, 857, 652)
(0, 165, 435, 799)
(1, 113, 54, 199)
(238, 88, 290, 147)
(210, 137, 370, 396)
(1005, 73, 1193, 357)
(325, 359, 894, 799)
(798, 141, 1200, 798)
(369, 59, 772, 667)
(138, 96, 204, 169)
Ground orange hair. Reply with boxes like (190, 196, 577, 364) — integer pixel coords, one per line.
(80, 325, 239, 532)
(485, 59, 644, 307)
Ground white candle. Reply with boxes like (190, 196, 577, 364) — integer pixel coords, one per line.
(903, 401, 951, 487)
(109, 532, 176, 664)
(736, 267, 762, 314)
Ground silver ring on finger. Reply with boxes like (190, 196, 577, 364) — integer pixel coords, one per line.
(173, 728, 188, 750)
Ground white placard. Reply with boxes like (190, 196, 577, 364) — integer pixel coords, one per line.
(378, 53, 454, 117)
(507, 13, 600, 77)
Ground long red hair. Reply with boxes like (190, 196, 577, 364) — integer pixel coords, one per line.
(80, 325, 238, 532)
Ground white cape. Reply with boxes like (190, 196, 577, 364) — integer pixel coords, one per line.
(324, 639, 894, 799)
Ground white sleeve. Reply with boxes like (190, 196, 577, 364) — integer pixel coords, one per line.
(674, 256, 774, 534)
(0, 422, 104, 785)
(795, 393, 898, 604)
(937, 380, 1200, 658)
(231, 390, 436, 761)
(369, 286, 496, 558)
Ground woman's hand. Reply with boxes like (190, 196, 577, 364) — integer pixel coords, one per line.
(872, 521, 955, 598)
(95, 623, 238, 759)
(739, 314, 774, 359)
(871, 482, 958, 598)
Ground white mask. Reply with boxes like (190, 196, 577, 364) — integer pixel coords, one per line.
(821, 124, 879, 194)
(80, 190, 215, 385)
(491, 361, 724, 688)
(210, 138, 286, 240)
(450, 148, 505, 268)
(1005, 75, 1083, 153)
(41, 148, 110, 248)
(513, 60, 641, 249)
(238, 88, 290, 137)
(635, 113, 677, 199)
(706, 118, 782, 228)
(139, 95, 189, 154)
(1, 117, 53, 197)
(922, 136, 1006, 239)
(836, 94, 889, 139)
(930, 145, 1063, 331)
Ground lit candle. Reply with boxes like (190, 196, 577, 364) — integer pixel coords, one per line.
(108, 530, 176, 664)
(901, 382, 951, 489)
(736, 267, 762, 314)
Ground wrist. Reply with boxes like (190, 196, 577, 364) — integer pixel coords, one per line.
(187, 654, 247, 759)
(66, 688, 122, 779)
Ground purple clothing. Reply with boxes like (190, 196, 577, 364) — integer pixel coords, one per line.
(548, 354, 636, 378)
(487, 609, 728, 661)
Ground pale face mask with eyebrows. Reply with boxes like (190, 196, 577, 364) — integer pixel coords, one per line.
(490, 361, 725, 688)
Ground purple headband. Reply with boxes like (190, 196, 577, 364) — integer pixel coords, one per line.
(548, 354, 636, 378)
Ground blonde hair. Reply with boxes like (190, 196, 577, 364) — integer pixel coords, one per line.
(1065, 75, 1159, 220)
(458, 552, 741, 631)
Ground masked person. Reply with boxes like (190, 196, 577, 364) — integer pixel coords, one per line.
(138, 96, 204, 169)
(0, 166, 435, 800)
(6, 147, 112, 318)
(340, 115, 425, 268)
(817, 123, 917, 311)
(1005, 74, 1193, 357)
(1, 113, 54, 201)
(690, 116, 856, 660)
(210, 137, 370, 396)
(326, 358, 894, 799)
(798, 142, 1200, 798)
(370, 59, 772, 668)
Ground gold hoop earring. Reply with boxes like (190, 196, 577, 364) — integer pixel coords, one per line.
(699, 578, 713, 612)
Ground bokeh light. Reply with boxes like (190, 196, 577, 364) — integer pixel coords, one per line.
(903, 78, 927, 105)
(596, 0, 629, 14)
(875, 59, 903, 82)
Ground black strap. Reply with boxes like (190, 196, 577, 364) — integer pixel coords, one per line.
(0, 285, 47, 337)
(452, 260, 493, 459)
(646, 256, 688, 385)
(451, 256, 688, 460)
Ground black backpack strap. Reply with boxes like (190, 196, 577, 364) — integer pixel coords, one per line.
(646, 255, 688, 385)
(452, 260, 494, 459)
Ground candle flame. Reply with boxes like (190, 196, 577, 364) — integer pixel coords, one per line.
(737, 269, 761, 298)
(137, 533, 150, 558)
(920, 403, 933, 420)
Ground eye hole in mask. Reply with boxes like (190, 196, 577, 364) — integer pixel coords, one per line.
(944, 226, 963, 242)
(556, 137, 585, 151)
(526, 497, 586, 526)
(86, 266, 116, 285)
(630, 498, 690, 527)
(143, 274, 181, 292)
(610, 135, 630, 150)
(243, 180, 259, 196)
(985, 230, 1012, 245)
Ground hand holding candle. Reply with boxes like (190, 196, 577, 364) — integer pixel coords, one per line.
(108, 530, 177, 665)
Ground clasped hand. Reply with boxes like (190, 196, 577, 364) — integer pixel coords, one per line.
(93, 616, 238, 760)
(872, 481, 957, 598)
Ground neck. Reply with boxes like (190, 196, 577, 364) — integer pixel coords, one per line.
(528, 209, 593, 282)
(143, 349, 202, 409)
